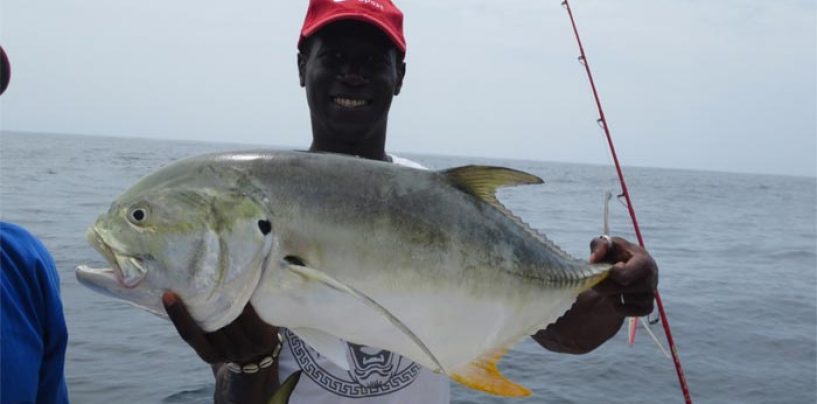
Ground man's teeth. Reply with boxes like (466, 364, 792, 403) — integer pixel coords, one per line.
(334, 97, 368, 108)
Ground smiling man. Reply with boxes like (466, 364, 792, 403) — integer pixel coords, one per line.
(162, 1, 658, 403)
(298, 16, 406, 161)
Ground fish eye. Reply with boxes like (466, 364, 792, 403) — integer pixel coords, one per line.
(128, 208, 148, 225)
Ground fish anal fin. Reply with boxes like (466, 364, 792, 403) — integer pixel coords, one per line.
(451, 347, 532, 397)
(442, 165, 543, 209)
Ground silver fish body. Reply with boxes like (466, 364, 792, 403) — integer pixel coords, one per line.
(77, 150, 608, 397)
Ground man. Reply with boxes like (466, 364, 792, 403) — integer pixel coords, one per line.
(0, 48, 70, 404)
(163, 1, 658, 403)
(1, 222, 71, 404)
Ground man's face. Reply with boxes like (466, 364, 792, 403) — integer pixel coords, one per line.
(299, 21, 405, 143)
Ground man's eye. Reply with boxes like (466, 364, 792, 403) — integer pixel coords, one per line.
(368, 55, 387, 65)
(318, 51, 342, 61)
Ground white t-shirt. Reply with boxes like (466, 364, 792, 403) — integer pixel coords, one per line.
(276, 154, 451, 404)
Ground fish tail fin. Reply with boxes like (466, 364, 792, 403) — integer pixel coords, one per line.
(451, 347, 532, 397)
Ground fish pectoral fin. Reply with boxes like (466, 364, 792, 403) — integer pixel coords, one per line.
(451, 347, 532, 397)
(290, 327, 352, 371)
(285, 262, 445, 373)
(268, 370, 302, 404)
(442, 165, 543, 209)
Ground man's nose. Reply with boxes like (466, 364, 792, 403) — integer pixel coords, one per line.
(337, 64, 369, 86)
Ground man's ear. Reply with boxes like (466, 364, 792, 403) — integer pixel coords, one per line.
(394, 61, 406, 96)
(297, 52, 306, 87)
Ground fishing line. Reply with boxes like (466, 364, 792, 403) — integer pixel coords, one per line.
(558, 1, 693, 403)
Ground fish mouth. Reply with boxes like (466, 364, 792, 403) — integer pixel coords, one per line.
(75, 265, 118, 294)
(86, 227, 148, 288)
(75, 264, 166, 319)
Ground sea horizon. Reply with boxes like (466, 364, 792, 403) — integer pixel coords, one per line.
(3, 130, 813, 180)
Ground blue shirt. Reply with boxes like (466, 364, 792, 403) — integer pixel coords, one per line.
(1, 222, 69, 404)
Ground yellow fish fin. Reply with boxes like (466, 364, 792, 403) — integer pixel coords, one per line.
(451, 347, 532, 397)
(442, 165, 543, 211)
(442, 166, 563, 253)
(268, 370, 302, 404)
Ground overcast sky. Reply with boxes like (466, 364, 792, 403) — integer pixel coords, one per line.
(1, 0, 815, 177)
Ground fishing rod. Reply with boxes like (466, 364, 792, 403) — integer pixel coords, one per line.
(558, 1, 692, 403)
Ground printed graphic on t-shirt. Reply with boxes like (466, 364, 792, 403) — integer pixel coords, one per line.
(284, 329, 421, 398)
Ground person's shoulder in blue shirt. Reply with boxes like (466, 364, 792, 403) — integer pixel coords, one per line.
(1, 221, 69, 404)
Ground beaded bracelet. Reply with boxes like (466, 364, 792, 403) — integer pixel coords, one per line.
(224, 332, 283, 374)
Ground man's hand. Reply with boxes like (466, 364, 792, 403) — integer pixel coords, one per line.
(589, 236, 658, 317)
(162, 292, 281, 404)
(162, 292, 280, 365)
(532, 235, 658, 354)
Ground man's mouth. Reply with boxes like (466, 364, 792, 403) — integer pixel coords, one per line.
(333, 97, 370, 108)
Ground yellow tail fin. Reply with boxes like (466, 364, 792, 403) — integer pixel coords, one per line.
(451, 347, 532, 397)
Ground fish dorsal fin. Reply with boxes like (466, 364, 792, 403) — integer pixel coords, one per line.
(451, 346, 532, 397)
(285, 262, 446, 373)
(290, 327, 352, 371)
(442, 166, 576, 263)
(442, 165, 543, 211)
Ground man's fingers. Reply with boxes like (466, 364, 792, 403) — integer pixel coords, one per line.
(589, 236, 633, 264)
(589, 236, 610, 263)
(162, 292, 222, 363)
(613, 293, 654, 317)
(587, 235, 658, 317)
(607, 253, 657, 287)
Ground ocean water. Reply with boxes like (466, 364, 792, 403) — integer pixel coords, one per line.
(1, 131, 815, 404)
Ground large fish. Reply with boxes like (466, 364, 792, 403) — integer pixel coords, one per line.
(76, 151, 609, 397)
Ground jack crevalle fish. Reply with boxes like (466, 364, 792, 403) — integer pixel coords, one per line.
(76, 150, 609, 397)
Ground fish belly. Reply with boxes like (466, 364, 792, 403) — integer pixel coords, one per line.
(251, 258, 585, 374)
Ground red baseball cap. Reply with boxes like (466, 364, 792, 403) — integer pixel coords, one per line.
(298, 0, 406, 56)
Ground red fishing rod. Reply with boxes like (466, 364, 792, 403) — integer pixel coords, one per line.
(559, 1, 692, 403)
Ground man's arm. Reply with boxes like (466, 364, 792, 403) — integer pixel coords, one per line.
(1, 223, 70, 404)
(533, 236, 658, 354)
(162, 293, 281, 404)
